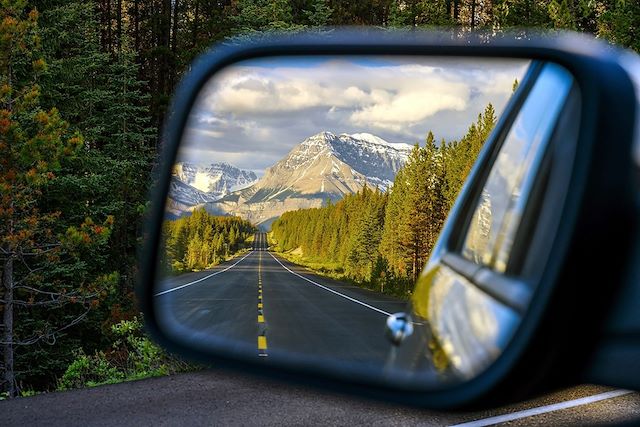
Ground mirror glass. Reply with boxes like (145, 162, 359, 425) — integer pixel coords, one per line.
(154, 55, 574, 389)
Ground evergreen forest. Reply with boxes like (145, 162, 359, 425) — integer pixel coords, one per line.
(162, 210, 255, 273)
(2, 0, 639, 397)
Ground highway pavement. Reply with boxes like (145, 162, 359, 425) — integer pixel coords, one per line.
(4, 232, 640, 425)
(2, 370, 639, 426)
(154, 232, 408, 366)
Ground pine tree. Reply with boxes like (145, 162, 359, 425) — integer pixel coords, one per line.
(36, 0, 154, 299)
(231, 0, 301, 34)
(0, 1, 113, 397)
(380, 161, 410, 277)
(303, 0, 333, 26)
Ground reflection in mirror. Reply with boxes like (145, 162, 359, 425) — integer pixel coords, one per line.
(154, 55, 543, 388)
(462, 63, 574, 274)
(402, 63, 576, 382)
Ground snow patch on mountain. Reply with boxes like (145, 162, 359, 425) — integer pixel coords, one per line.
(167, 162, 258, 217)
(173, 162, 258, 198)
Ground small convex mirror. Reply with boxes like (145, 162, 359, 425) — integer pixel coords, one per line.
(152, 55, 575, 389)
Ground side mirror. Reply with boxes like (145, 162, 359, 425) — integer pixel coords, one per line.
(138, 31, 640, 408)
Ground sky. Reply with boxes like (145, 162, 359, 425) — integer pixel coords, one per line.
(179, 56, 529, 176)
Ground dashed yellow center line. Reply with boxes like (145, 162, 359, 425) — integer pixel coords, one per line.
(258, 336, 267, 350)
(257, 237, 268, 357)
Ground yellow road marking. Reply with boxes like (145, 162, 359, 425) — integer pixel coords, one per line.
(256, 238, 268, 355)
(258, 336, 267, 350)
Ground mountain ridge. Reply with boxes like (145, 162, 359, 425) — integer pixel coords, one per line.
(203, 131, 412, 227)
(166, 162, 258, 218)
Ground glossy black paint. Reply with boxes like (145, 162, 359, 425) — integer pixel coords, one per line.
(137, 30, 640, 409)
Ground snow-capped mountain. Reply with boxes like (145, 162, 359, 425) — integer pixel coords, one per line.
(173, 162, 258, 197)
(166, 162, 258, 217)
(205, 132, 412, 227)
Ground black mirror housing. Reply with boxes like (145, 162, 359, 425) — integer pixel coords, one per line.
(137, 30, 640, 409)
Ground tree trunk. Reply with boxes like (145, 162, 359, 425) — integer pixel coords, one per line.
(2, 62, 16, 398)
(116, 0, 122, 53)
(471, 0, 476, 29)
(170, 0, 180, 88)
(2, 255, 15, 398)
(412, 244, 418, 284)
(191, 0, 199, 49)
(133, 0, 140, 53)
(106, 0, 112, 53)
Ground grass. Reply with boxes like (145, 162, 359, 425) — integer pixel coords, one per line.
(272, 245, 411, 300)
(276, 249, 347, 281)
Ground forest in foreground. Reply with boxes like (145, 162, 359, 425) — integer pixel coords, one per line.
(2, 0, 639, 398)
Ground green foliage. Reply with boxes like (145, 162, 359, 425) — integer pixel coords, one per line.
(232, 0, 300, 32)
(596, 0, 640, 53)
(0, 0, 122, 398)
(303, 0, 334, 26)
(162, 209, 256, 273)
(389, 0, 452, 27)
(57, 318, 195, 390)
(4, 0, 640, 398)
(1, 0, 155, 397)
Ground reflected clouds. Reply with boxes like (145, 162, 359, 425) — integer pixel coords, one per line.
(182, 56, 528, 175)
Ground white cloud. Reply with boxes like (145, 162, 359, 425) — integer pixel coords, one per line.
(237, 120, 272, 141)
(182, 57, 530, 172)
(349, 81, 469, 132)
(202, 59, 522, 135)
(188, 128, 225, 139)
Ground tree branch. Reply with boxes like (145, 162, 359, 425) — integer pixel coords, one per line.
(0, 307, 92, 346)
(0, 292, 99, 306)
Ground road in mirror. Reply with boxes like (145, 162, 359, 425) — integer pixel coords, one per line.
(154, 55, 535, 388)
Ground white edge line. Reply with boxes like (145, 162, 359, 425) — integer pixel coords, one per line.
(268, 252, 392, 317)
(449, 389, 633, 427)
(154, 250, 254, 297)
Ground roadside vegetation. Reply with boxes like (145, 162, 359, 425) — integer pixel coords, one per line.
(161, 209, 256, 274)
(2, 0, 639, 399)
(56, 317, 197, 391)
(271, 105, 495, 298)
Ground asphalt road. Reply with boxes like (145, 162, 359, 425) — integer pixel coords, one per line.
(154, 232, 408, 366)
(2, 370, 639, 426)
(4, 233, 640, 425)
